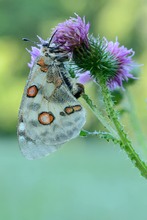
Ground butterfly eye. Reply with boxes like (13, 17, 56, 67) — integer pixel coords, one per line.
(42, 43, 49, 47)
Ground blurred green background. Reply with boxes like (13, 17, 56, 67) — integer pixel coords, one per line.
(0, 0, 147, 219)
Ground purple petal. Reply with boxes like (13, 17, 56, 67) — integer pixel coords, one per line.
(77, 71, 92, 84)
(106, 39, 135, 90)
(27, 36, 45, 69)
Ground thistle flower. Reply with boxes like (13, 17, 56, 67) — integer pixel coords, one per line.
(73, 37, 136, 90)
(106, 40, 135, 90)
(52, 14, 136, 90)
(52, 14, 90, 52)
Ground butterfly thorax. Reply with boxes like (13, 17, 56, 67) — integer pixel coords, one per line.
(35, 44, 84, 100)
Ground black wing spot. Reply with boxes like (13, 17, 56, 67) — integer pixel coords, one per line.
(60, 111, 66, 116)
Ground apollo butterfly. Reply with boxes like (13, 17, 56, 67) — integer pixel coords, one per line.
(17, 36, 86, 159)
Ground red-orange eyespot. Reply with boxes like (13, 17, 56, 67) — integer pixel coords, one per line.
(38, 112, 55, 125)
(37, 58, 46, 67)
(64, 106, 74, 115)
(73, 105, 82, 112)
(27, 85, 38, 98)
(37, 58, 49, 72)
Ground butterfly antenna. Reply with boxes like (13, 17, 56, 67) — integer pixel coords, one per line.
(22, 38, 39, 45)
(48, 30, 58, 46)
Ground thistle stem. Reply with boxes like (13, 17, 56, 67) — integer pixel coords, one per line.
(82, 93, 118, 139)
(99, 77, 147, 179)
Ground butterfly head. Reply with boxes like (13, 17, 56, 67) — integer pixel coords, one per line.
(41, 42, 69, 62)
(41, 31, 69, 62)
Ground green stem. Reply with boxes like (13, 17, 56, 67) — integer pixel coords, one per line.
(99, 78, 147, 179)
(82, 93, 118, 139)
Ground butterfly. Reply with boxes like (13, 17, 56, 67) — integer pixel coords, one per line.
(17, 36, 86, 159)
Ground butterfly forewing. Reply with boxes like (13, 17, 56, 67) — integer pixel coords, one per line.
(18, 52, 86, 159)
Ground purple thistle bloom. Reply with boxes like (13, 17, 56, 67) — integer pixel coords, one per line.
(52, 14, 90, 52)
(76, 39, 136, 90)
(106, 40, 135, 90)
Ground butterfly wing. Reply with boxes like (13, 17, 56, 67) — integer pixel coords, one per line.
(18, 56, 86, 159)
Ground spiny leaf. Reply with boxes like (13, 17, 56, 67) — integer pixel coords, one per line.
(80, 129, 120, 144)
